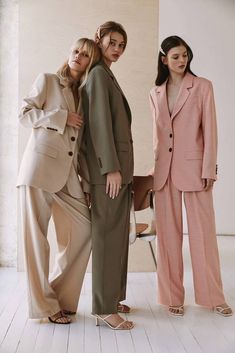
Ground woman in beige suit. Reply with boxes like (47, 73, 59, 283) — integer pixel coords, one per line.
(150, 36, 232, 317)
(17, 38, 100, 324)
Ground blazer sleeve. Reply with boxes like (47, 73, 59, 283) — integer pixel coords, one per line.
(84, 68, 120, 175)
(77, 138, 90, 193)
(201, 80, 218, 180)
(149, 89, 158, 176)
(19, 73, 67, 134)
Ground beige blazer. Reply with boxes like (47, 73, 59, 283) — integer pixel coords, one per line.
(150, 72, 218, 192)
(17, 73, 86, 195)
(82, 63, 134, 185)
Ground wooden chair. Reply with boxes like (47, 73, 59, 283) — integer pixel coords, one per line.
(130, 175, 157, 270)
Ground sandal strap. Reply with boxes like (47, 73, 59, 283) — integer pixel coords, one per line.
(102, 314, 112, 320)
(118, 303, 129, 307)
(49, 311, 70, 323)
(115, 319, 128, 329)
(215, 306, 231, 312)
(169, 305, 184, 310)
(117, 304, 130, 312)
(95, 314, 133, 330)
(53, 311, 64, 320)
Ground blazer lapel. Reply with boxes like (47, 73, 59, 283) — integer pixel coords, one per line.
(57, 76, 79, 138)
(62, 86, 76, 113)
(101, 63, 132, 122)
(156, 81, 171, 121)
(171, 72, 193, 120)
(58, 75, 76, 112)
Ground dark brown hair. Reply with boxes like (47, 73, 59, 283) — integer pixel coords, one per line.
(155, 35, 196, 86)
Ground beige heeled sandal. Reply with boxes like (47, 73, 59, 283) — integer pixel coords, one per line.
(168, 305, 184, 317)
(94, 314, 134, 330)
(48, 310, 71, 324)
(214, 305, 233, 317)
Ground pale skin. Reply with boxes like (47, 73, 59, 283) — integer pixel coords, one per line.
(162, 45, 232, 316)
(97, 31, 133, 329)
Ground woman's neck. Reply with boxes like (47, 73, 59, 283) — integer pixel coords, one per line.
(168, 71, 185, 86)
(102, 57, 112, 68)
(69, 68, 82, 82)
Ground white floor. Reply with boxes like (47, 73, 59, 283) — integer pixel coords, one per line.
(0, 236, 235, 353)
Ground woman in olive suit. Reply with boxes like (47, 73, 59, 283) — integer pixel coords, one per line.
(82, 21, 134, 330)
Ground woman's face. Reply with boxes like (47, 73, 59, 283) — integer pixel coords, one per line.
(162, 45, 188, 75)
(100, 31, 125, 67)
(68, 46, 91, 78)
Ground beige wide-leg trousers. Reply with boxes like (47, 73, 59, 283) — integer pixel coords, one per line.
(19, 185, 91, 319)
(155, 177, 225, 308)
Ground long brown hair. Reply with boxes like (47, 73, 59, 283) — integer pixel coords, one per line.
(155, 36, 196, 86)
(95, 21, 127, 50)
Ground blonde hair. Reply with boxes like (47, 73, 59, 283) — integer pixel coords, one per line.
(57, 38, 101, 88)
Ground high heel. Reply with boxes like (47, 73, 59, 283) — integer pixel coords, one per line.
(95, 316, 100, 326)
(93, 314, 134, 330)
(168, 305, 184, 316)
(214, 304, 233, 317)
(48, 310, 71, 324)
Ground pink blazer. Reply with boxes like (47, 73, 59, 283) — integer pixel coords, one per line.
(149, 72, 218, 192)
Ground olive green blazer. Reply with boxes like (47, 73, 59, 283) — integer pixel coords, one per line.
(82, 62, 134, 185)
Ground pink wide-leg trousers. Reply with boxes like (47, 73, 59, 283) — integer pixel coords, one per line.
(155, 177, 225, 307)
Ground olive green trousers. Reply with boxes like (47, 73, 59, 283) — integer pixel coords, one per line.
(91, 183, 132, 314)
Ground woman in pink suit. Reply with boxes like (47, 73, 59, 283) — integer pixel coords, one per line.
(149, 36, 232, 316)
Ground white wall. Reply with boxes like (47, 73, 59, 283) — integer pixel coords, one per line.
(159, 0, 235, 234)
(0, 0, 18, 266)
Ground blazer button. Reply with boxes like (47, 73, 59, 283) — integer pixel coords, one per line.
(169, 148, 172, 152)
(71, 136, 75, 141)
(68, 151, 73, 156)
(169, 133, 173, 138)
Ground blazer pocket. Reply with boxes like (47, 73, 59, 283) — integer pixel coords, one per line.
(35, 144, 58, 158)
(116, 142, 129, 152)
(185, 150, 203, 160)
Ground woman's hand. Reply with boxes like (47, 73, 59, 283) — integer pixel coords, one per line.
(106, 171, 122, 199)
(202, 178, 214, 190)
(66, 113, 83, 129)
(84, 192, 91, 208)
(148, 167, 154, 176)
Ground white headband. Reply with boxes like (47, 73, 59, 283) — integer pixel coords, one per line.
(159, 47, 166, 55)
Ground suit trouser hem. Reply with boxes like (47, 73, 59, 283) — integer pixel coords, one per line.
(28, 305, 61, 319)
(155, 177, 225, 308)
(91, 184, 131, 314)
(19, 185, 91, 318)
